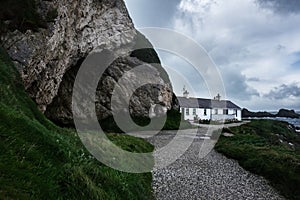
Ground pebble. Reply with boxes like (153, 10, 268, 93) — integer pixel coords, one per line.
(146, 128, 286, 200)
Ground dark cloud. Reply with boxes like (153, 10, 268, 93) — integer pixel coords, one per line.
(247, 77, 261, 82)
(221, 68, 260, 101)
(265, 83, 300, 99)
(257, 0, 300, 14)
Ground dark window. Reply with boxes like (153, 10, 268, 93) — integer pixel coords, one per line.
(193, 108, 196, 115)
(204, 109, 207, 116)
(186, 108, 189, 116)
(214, 109, 218, 115)
(223, 109, 228, 115)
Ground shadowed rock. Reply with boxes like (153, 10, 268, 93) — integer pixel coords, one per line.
(1, 0, 173, 126)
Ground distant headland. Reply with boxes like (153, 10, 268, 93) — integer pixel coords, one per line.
(242, 108, 300, 119)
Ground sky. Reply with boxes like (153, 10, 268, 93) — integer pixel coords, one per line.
(124, 0, 300, 111)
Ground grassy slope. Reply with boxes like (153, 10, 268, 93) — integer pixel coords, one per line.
(0, 48, 154, 199)
(100, 109, 193, 133)
(215, 120, 300, 200)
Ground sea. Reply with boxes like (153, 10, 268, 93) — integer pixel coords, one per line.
(269, 111, 300, 128)
(244, 111, 300, 129)
(269, 117, 300, 127)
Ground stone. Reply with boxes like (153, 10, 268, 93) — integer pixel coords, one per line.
(1, 0, 173, 126)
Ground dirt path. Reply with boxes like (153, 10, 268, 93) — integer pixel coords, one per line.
(145, 127, 285, 200)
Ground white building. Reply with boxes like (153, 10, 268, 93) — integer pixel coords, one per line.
(178, 94, 242, 122)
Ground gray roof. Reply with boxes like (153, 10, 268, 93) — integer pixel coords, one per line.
(177, 97, 241, 109)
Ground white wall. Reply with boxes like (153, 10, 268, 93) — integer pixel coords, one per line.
(180, 107, 242, 122)
(211, 109, 242, 121)
(196, 108, 211, 120)
(180, 108, 211, 121)
(236, 110, 242, 121)
(180, 108, 194, 121)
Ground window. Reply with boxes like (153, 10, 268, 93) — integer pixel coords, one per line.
(193, 108, 196, 115)
(204, 109, 207, 116)
(223, 109, 228, 115)
(235, 109, 238, 117)
(214, 109, 218, 115)
(186, 108, 189, 116)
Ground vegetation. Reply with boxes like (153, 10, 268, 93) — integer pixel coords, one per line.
(0, 47, 154, 199)
(100, 109, 194, 133)
(45, 8, 58, 23)
(162, 109, 194, 130)
(198, 119, 240, 125)
(0, 0, 57, 34)
(215, 120, 300, 200)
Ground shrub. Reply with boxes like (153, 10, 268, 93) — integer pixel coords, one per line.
(0, 0, 48, 33)
(99, 109, 193, 133)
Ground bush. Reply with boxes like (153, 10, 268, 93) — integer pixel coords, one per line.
(99, 109, 193, 133)
(0, 0, 47, 33)
(198, 119, 240, 125)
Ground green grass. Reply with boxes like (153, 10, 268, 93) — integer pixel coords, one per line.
(0, 47, 154, 199)
(215, 120, 300, 200)
(99, 109, 194, 133)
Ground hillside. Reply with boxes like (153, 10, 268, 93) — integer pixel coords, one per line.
(215, 120, 300, 200)
(0, 48, 154, 199)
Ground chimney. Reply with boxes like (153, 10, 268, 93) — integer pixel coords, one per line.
(214, 93, 221, 101)
(183, 86, 189, 98)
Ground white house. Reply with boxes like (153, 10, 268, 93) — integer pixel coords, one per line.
(178, 94, 242, 122)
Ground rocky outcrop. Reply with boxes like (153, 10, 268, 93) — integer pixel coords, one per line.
(1, 0, 173, 126)
(242, 108, 300, 119)
(276, 109, 299, 119)
(45, 54, 173, 126)
(242, 108, 275, 118)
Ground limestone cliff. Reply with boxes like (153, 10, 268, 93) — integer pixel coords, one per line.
(1, 0, 173, 126)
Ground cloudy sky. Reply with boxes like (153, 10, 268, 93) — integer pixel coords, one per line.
(124, 0, 300, 111)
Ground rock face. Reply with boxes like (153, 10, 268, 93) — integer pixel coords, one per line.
(1, 0, 173, 126)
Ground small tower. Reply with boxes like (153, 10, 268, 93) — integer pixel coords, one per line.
(214, 93, 221, 101)
(182, 86, 189, 98)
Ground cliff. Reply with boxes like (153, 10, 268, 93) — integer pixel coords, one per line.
(1, 0, 173, 126)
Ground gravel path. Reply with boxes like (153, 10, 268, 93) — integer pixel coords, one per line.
(146, 127, 285, 200)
